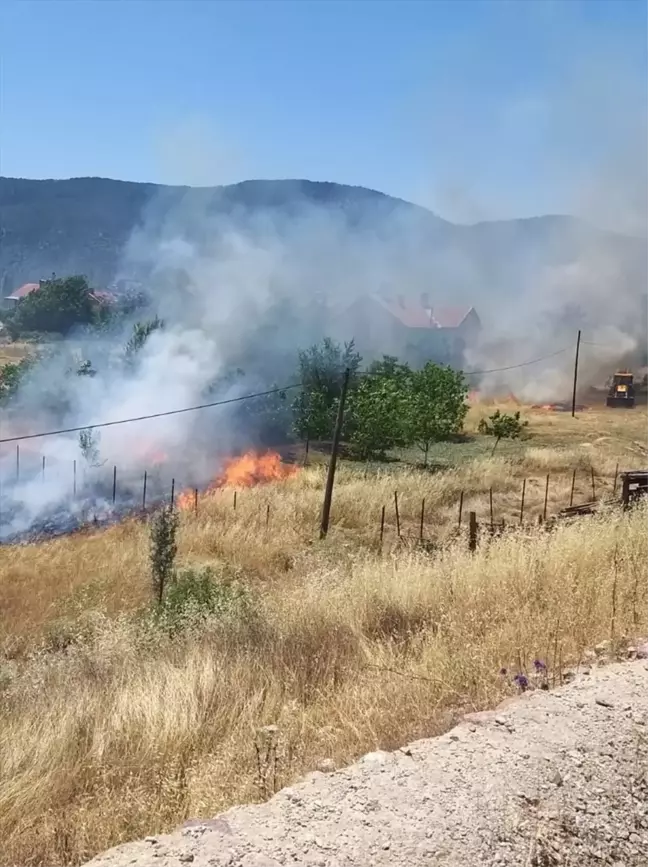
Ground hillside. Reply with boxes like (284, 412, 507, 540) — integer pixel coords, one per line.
(1, 177, 645, 313)
(0, 400, 646, 864)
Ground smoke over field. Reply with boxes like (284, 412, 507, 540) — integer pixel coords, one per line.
(2, 24, 647, 541)
(0, 176, 646, 541)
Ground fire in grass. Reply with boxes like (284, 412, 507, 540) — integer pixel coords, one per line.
(176, 450, 298, 510)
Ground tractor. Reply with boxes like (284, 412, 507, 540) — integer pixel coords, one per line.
(606, 371, 635, 408)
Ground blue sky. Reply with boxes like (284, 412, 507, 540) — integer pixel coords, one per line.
(0, 0, 646, 223)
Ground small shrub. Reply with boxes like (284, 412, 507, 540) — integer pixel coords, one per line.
(478, 409, 528, 454)
(156, 566, 255, 633)
(150, 505, 179, 604)
(78, 427, 102, 467)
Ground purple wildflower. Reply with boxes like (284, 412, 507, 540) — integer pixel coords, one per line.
(533, 659, 547, 672)
(514, 673, 529, 691)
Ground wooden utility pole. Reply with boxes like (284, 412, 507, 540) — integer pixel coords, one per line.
(571, 330, 581, 417)
(319, 368, 350, 539)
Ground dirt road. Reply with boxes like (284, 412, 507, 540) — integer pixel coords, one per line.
(85, 660, 648, 867)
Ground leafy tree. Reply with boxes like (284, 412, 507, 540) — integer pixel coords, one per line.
(292, 338, 362, 442)
(239, 386, 294, 445)
(0, 357, 35, 404)
(11, 275, 97, 335)
(477, 409, 528, 454)
(407, 363, 468, 464)
(292, 387, 332, 443)
(78, 428, 102, 467)
(123, 316, 164, 367)
(347, 370, 410, 460)
(366, 355, 410, 381)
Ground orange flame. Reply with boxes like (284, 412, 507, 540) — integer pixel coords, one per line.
(220, 450, 298, 488)
(177, 450, 298, 509)
(177, 491, 194, 510)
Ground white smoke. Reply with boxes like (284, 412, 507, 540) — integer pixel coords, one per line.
(1, 4, 646, 535)
(458, 21, 647, 402)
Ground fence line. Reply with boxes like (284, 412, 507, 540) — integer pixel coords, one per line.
(0, 452, 644, 549)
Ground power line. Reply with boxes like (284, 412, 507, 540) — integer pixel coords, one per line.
(462, 346, 570, 375)
(0, 345, 579, 446)
(0, 383, 302, 445)
(581, 340, 636, 349)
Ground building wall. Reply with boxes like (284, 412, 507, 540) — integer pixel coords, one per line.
(335, 297, 481, 368)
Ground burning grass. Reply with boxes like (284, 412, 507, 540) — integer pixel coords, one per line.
(0, 402, 646, 865)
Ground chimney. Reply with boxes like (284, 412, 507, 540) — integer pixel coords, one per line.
(421, 292, 433, 326)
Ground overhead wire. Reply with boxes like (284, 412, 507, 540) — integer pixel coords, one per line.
(461, 346, 571, 375)
(0, 344, 576, 445)
(0, 383, 302, 445)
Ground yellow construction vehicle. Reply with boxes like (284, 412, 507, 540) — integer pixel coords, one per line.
(606, 371, 635, 408)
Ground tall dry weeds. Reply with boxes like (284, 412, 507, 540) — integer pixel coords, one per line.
(0, 406, 646, 865)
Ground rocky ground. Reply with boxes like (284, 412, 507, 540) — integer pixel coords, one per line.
(85, 659, 648, 867)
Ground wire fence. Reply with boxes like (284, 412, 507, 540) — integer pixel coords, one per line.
(0, 445, 642, 550)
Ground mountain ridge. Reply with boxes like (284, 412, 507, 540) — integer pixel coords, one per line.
(0, 176, 644, 305)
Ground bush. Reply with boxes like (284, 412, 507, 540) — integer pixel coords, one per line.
(478, 410, 528, 454)
(149, 506, 179, 604)
(0, 357, 35, 405)
(156, 567, 255, 633)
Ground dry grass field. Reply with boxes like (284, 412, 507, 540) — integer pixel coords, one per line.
(0, 341, 34, 367)
(0, 402, 646, 866)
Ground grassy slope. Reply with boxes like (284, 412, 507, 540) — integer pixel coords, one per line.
(0, 342, 33, 367)
(0, 403, 646, 866)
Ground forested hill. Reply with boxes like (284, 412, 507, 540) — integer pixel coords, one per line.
(0, 176, 644, 313)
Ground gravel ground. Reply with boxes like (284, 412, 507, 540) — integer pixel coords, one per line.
(85, 659, 648, 867)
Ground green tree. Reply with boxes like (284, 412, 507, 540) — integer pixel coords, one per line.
(0, 357, 35, 404)
(366, 355, 410, 381)
(477, 409, 528, 454)
(292, 338, 362, 442)
(348, 370, 410, 460)
(240, 386, 293, 445)
(292, 387, 332, 443)
(406, 363, 469, 465)
(12, 276, 97, 335)
(123, 316, 164, 367)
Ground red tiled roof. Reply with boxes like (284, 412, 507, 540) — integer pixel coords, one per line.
(6, 282, 40, 301)
(373, 295, 475, 329)
(90, 290, 116, 304)
(5, 284, 116, 304)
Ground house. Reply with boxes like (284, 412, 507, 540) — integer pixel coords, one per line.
(340, 293, 481, 368)
(4, 281, 116, 308)
(4, 282, 41, 306)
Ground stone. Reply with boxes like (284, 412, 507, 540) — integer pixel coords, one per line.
(635, 642, 648, 659)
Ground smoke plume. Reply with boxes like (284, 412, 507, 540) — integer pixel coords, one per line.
(1, 7, 646, 537)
